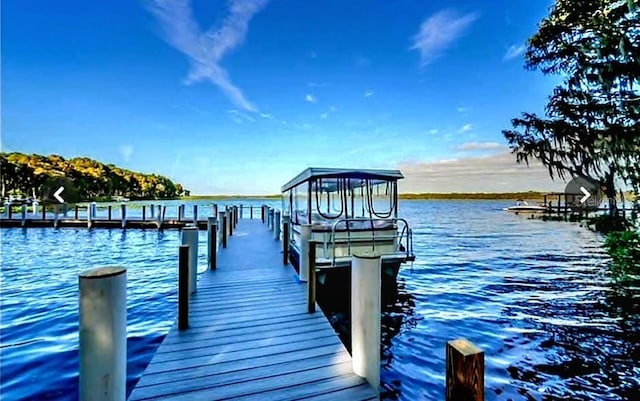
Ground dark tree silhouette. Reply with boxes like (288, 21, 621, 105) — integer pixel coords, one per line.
(503, 0, 640, 215)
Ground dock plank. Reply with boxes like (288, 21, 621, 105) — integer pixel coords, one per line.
(129, 219, 377, 401)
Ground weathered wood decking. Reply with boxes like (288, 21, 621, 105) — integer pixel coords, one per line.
(129, 219, 377, 401)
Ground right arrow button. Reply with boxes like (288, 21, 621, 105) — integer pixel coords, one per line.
(579, 186, 591, 204)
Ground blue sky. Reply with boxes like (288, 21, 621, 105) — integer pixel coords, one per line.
(2, 0, 565, 194)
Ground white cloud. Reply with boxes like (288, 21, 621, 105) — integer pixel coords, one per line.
(320, 113, 329, 119)
(120, 145, 134, 162)
(305, 94, 317, 103)
(457, 106, 468, 113)
(428, 129, 439, 134)
(455, 141, 505, 151)
(364, 90, 374, 97)
(411, 9, 479, 66)
(502, 45, 527, 60)
(148, 0, 268, 112)
(504, 44, 526, 61)
(458, 123, 473, 133)
(397, 152, 566, 193)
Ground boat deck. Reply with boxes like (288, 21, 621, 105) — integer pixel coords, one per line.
(128, 219, 377, 401)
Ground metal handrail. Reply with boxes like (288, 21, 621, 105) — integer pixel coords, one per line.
(328, 217, 413, 266)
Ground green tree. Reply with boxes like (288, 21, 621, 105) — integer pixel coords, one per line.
(503, 0, 640, 215)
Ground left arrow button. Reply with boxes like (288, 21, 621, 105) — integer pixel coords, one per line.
(54, 187, 65, 203)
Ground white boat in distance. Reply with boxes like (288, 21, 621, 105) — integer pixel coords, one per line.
(503, 199, 548, 214)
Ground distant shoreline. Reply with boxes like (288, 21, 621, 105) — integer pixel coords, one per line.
(180, 192, 549, 201)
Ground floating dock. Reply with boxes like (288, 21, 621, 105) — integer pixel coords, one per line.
(128, 218, 377, 401)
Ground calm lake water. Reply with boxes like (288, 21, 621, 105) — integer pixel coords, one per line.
(1, 200, 638, 400)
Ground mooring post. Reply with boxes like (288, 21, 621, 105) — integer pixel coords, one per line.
(261, 205, 265, 223)
(307, 240, 318, 313)
(299, 224, 312, 282)
(87, 205, 93, 228)
(181, 226, 198, 294)
(32, 200, 39, 216)
(74, 205, 79, 220)
(208, 217, 217, 270)
(217, 211, 225, 248)
(446, 339, 485, 401)
(150, 204, 155, 219)
(177, 205, 181, 221)
(21, 204, 27, 227)
(53, 206, 59, 228)
(228, 208, 234, 237)
(193, 204, 198, 224)
(266, 207, 271, 230)
(221, 212, 228, 248)
(250, 205, 253, 219)
(235, 206, 239, 226)
(178, 245, 189, 331)
(62, 203, 69, 217)
(108, 205, 112, 220)
(240, 204, 243, 219)
(282, 214, 290, 265)
(91, 202, 97, 220)
(213, 204, 218, 217)
(121, 204, 127, 229)
(41, 202, 46, 220)
(79, 266, 126, 401)
(351, 252, 381, 393)
(142, 205, 146, 221)
(274, 209, 281, 240)
(3, 201, 9, 218)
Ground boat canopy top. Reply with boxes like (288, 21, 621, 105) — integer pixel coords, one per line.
(281, 167, 404, 193)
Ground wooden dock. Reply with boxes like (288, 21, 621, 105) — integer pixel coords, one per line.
(128, 218, 377, 401)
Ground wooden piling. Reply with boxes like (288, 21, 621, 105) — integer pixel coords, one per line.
(446, 339, 484, 401)
(121, 204, 127, 229)
(240, 204, 243, 219)
(307, 240, 317, 313)
(351, 251, 381, 393)
(282, 215, 290, 265)
(79, 266, 127, 401)
(108, 205, 112, 220)
(261, 205, 265, 223)
(193, 204, 198, 224)
(228, 209, 234, 237)
(208, 217, 217, 270)
(142, 205, 146, 221)
(74, 205, 78, 220)
(222, 213, 228, 248)
(41, 203, 46, 220)
(178, 245, 189, 331)
(250, 206, 253, 219)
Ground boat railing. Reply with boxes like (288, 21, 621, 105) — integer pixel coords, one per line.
(327, 217, 413, 266)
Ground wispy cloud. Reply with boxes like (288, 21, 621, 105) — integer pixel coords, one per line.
(457, 106, 468, 113)
(411, 9, 479, 66)
(503, 44, 526, 61)
(228, 109, 255, 124)
(148, 0, 268, 112)
(364, 90, 374, 97)
(428, 129, 439, 135)
(320, 113, 329, 119)
(455, 141, 505, 151)
(120, 145, 134, 162)
(458, 123, 473, 133)
(305, 94, 317, 103)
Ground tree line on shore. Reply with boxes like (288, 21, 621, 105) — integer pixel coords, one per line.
(1, 152, 187, 201)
